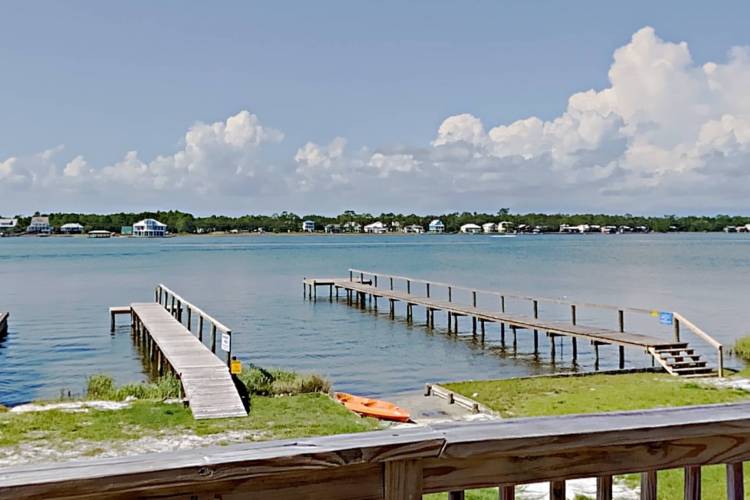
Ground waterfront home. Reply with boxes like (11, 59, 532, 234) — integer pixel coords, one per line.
(482, 222, 496, 233)
(324, 224, 341, 233)
(343, 221, 362, 233)
(0, 218, 18, 233)
(60, 222, 84, 234)
(460, 223, 482, 234)
(736, 224, 750, 233)
(560, 224, 590, 234)
(133, 218, 167, 237)
(428, 219, 445, 233)
(364, 221, 387, 234)
(302, 220, 315, 232)
(390, 221, 401, 232)
(497, 221, 514, 233)
(403, 224, 424, 234)
(724, 226, 737, 233)
(635, 225, 650, 233)
(601, 225, 618, 234)
(618, 225, 633, 233)
(26, 216, 52, 234)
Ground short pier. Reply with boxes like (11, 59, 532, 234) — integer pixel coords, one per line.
(304, 269, 724, 377)
(121, 285, 246, 419)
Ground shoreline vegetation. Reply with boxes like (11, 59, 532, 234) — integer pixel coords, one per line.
(0, 367, 380, 467)
(3, 209, 750, 234)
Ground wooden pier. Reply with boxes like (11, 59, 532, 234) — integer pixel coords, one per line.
(123, 285, 246, 420)
(0, 312, 7, 336)
(304, 269, 724, 377)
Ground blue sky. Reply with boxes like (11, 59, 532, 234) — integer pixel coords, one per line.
(2, 1, 750, 215)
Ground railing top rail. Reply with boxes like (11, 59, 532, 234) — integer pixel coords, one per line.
(157, 283, 231, 333)
(673, 312, 722, 349)
(3, 402, 750, 497)
(348, 268, 656, 315)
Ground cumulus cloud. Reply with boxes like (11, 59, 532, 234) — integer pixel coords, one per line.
(4, 27, 750, 213)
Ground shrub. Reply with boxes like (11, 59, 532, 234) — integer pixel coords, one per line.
(238, 366, 331, 396)
(734, 336, 750, 362)
(0, 404, 7, 413)
(86, 374, 181, 401)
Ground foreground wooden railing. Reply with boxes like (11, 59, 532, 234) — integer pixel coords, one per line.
(155, 284, 233, 366)
(348, 268, 725, 377)
(2, 403, 749, 498)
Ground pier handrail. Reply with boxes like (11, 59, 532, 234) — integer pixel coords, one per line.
(154, 284, 233, 362)
(348, 268, 724, 376)
(3, 402, 750, 498)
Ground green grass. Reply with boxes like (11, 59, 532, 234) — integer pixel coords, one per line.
(440, 372, 750, 499)
(734, 335, 750, 362)
(443, 372, 749, 418)
(0, 393, 379, 449)
(86, 374, 181, 401)
(237, 366, 331, 396)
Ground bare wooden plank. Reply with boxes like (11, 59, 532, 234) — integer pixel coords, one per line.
(684, 466, 700, 500)
(596, 475, 612, 500)
(384, 460, 422, 500)
(640, 471, 657, 500)
(726, 462, 744, 500)
(549, 480, 565, 500)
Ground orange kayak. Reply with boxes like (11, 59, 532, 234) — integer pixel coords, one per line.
(335, 392, 411, 423)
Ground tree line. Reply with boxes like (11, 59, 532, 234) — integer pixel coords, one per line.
(2, 210, 749, 234)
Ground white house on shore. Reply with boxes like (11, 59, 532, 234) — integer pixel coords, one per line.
(27, 216, 52, 234)
(364, 221, 387, 234)
(403, 224, 424, 234)
(460, 223, 482, 234)
(60, 223, 84, 234)
(482, 222, 497, 233)
(428, 219, 445, 233)
(497, 221, 514, 233)
(133, 218, 167, 237)
(302, 220, 315, 232)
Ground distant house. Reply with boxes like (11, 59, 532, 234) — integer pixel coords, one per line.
(88, 230, 112, 239)
(560, 224, 590, 234)
(482, 222, 496, 233)
(736, 224, 750, 233)
(302, 220, 315, 232)
(403, 224, 424, 234)
(460, 223, 482, 234)
(364, 221, 387, 234)
(343, 221, 362, 233)
(428, 219, 445, 233)
(324, 224, 341, 233)
(60, 223, 84, 234)
(390, 221, 401, 232)
(0, 218, 18, 233)
(133, 218, 167, 237)
(497, 221, 514, 233)
(601, 226, 618, 234)
(27, 216, 52, 234)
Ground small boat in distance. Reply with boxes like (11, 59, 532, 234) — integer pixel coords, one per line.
(335, 392, 411, 422)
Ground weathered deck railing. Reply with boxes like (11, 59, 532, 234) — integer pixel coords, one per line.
(2, 402, 749, 498)
(348, 268, 724, 376)
(155, 284, 233, 366)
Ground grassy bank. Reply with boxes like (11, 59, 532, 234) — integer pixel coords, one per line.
(427, 373, 750, 500)
(0, 368, 378, 465)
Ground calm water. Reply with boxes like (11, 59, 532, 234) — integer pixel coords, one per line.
(0, 233, 748, 406)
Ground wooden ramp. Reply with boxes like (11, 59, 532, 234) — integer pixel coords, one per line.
(131, 302, 247, 419)
(304, 270, 723, 377)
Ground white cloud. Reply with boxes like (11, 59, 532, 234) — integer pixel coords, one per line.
(4, 27, 750, 213)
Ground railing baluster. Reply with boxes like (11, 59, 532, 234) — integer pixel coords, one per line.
(596, 475, 612, 500)
(499, 485, 515, 500)
(641, 471, 657, 500)
(383, 459, 422, 499)
(727, 462, 744, 500)
(684, 466, 701, 500)
(550, 480, 565, 500)
(448, 491, 465, 500)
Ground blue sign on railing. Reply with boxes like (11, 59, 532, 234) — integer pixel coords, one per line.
(659, 312, 674, 326)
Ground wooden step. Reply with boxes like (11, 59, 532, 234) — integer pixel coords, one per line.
(659, 354, 702, 362)
(667, 361, 707, 369)
(655, 347, 693, 354)
(671, 366, 715, 375)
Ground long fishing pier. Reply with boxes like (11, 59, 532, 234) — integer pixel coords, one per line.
(114, 285, 246, 420)
(304, 269, 724, 377)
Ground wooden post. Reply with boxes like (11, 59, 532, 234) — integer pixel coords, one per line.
(596, 475, 613, 500)
(472, 290, 477, 308)
(111, 311, 116, 333)
(674, 317, 681, 342)
(550, 334, 556, 360)
(594, 342, 600, 369)
(187, 307, 192, 332)
(374, 275, 378, 288)
(198, 315, 204, 341)
(448, 312, 452, 333)
(641, 471, 657, 500)
(571, 304, 578, 363)
(719, 346, 725, 378)
(448, 492, 465, 500)
(349, 270, 353, 281)
(329, 284, 333, 300)
(426, 282, 430, 298)
(407, 280, 411, 294)
(226, 331, 232, 368)
(727, 462, 744, 500)
(171, 296, 176, 317)
(533, 300, 539, 355)
(390, 299, 395, 318)
(384, 460, 422, 500)
(499, 485, 515, 500)
(619, 345, 625, 369)
(360, 272, 364, 284)
(480, 319, 485, 341)
(177, 300, 182, 322)
(550, 480, 565, 500)
(472, 317, 477, 335)
(618, 309, 624, 333)
(390, 277, 394, 290)
(684, 466, 701, 500)
(211, 324, 217, 353)
(448, 286, 452, 302)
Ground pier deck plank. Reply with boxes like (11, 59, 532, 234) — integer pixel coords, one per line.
(328, 280, 678, 350)
(130, 303, 246, 420)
